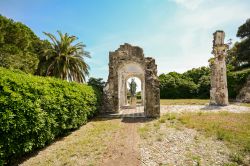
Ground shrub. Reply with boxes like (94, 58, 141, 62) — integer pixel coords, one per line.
(0, 67, 100, 164)
(227, 69, 250, 98)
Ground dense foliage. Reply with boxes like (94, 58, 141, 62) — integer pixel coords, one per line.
(87, 77, 105, 93)
(159, 67, 250, 99)
(0, 15, 43, 74)
(159, 67, 209, 99)
(0, 67, 100, 165)
(36, 31, 90, 82)
(227, 18, 250, 70)
(228, 69, 250, 98)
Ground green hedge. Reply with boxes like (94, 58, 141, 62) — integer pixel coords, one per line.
(0, 67, 100, 165)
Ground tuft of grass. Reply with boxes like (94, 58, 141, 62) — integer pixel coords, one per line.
(223, 163, 238, 166)
(138, 124, 151, 139)
(160, 99, 209, 105)
(229, 152, 244, 164)
(192, 155, 201, 166)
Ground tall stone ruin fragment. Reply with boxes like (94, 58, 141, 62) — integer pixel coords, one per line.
(209, 31, 229, 106)
(102, 43, 160, 117)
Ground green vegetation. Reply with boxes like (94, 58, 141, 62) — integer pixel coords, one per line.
(0, 15, 90, 83)
(87, 77, 105, 94)
(0, 67, 101, 165)
(160, 65, 250, 100)
(0, 15, 44, 74)
(36, 31, 90, 83)
(227, 19, 250, 70)
(159, 67, 206, 99)
(227, 68, 250, 98)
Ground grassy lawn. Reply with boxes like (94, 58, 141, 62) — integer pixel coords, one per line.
(20, 118, 121, 166)
(160, 99, 209, 105)
(231, 103, 250, 107)
(160, 99, 250, 107)
(178, 112, 250, 152)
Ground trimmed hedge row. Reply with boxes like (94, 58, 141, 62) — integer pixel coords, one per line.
(0, 67, 100, 165)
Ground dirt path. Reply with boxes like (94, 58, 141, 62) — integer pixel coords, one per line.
(99, 118, 142, 166)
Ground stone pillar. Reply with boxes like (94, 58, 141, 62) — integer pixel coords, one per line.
(145, 57, 160, 117)
(209, 31, 229, 106)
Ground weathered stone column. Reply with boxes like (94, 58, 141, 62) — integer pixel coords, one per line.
(145, 57, 160, 117)
(209, 31, 229, 106)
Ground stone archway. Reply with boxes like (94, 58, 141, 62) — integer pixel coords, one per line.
(102, 43, 160, 117)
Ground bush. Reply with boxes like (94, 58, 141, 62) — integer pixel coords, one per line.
(227, 69, 250, 99)
(159, 72, 199, 99)
(0, 67, 100, 164)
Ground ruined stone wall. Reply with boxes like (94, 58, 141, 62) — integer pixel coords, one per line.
(145, 57, 160, 117)
(209, 31, 229, 106)
(102, 43, 160, 117)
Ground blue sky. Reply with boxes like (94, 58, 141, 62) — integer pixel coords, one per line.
(1, 0, 250, 80)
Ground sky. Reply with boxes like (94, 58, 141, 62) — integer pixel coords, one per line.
(0, 0, 250, 80)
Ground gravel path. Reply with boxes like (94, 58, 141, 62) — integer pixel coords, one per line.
(140, 127, 231, 166)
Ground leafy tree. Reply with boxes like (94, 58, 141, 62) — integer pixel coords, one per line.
(183, 67, 210, 84)
(159, 72, 198, 99)
(87, 77, 105, 93)
(36, 31, 90, 83)
(0, 15, 42, 73)
(197, 75, 210, 98)
(227, 18, 250, 70)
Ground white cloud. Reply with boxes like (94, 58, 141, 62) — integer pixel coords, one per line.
(89, 0, 250, 79)
(170, 0, 204, 10)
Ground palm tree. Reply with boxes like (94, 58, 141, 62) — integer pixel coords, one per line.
(36, 31, 90, 83)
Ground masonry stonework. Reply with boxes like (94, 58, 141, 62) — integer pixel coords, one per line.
(209, 31, 229, 106)
(102, 43, 160, 117)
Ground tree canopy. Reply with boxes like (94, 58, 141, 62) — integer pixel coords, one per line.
(36, 31, 91, 83)
(0, 15, 43, 73)
(227, 18, 250, 70)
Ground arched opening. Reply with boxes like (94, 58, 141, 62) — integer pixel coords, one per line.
(126, 77, 142, 107)
(118, 62, 145, 110)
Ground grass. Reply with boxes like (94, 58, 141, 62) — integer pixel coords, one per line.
(20, 118, 121, 166)
(178, 112, 250, 154)
(160, 99, 209, 105)
(238, 102, 250, 107)
(160, 99, 250, 108)
(139, 111, 250, 164)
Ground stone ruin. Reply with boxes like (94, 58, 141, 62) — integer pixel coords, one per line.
(209, 30, 229, 106)
(102, 43, 160, 117)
